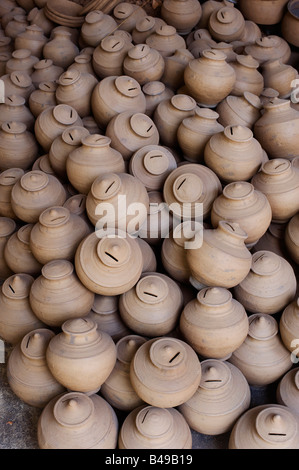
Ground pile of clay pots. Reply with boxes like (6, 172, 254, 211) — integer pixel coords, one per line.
(0, 0, 299, 450)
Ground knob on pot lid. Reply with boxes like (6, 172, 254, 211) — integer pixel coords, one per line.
(2, 273, 33, 299)
(200, 359, 231, 390)
(20, 328, 55, 359)
(117, 334, 147, 365)
(114, 75, 141, 97)
(135, 406, 173, 437)
(135, 274, 169, 304)
(41, 259, 74, 281)
(251, 251, 281, 276)
(53, 392, 94, 427)
(91, 173, 121, 200)
(39, 206, 70, 228)
(255, 406, 298, 444)
(248, 313, 278, 340)
(197, 286, 232, 306)
(96, 236, 131, 267)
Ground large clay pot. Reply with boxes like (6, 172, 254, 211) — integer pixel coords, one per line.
(91, 75, 146, 129)
(285, 214, 299, 264)
(37, 392, 118, 449)
(230, 54, 264, 97)
(216, 91, 262, 129)
(14, 25, 47, 58)
(184, 49, 236, 108)
(5, 48, 39, 75)
(145, 24, 186, 58)
(101, 334, 147, 411)
(119, 405, 192, 449)
(0, 121, 38, 171)
(130, 336, 202, 408)
(31, 59, 63, 88)
(229, 314, 293, 386)
(0, 95, 35, 131)
(66, 134, 125, 195)
(43, 29, 79, 68)
(0, 217, 16, 280)
(160, 0, 202, 34)
(261, 59, 298, 99)
(7, 328, 66, 408)
(56, 70, 98, 118)
(74, 231, 143, 296)
(80, 10, 117, 47)
(46, 317, 117, 393)
(239, 0, 289, 25)
(180, 286, 249, 359)
(142, 80, 174, 117)
(179, 360, 251, 435)
(277, 368, 299, 413)
(208, 6, 245, 42)
(204, 125, 264, 183)
(123, 44, 165, 86)
(281, 0, 299, 48)
(244, 35, 291, 65)
(92, 35, 132, 79)
(0, 168, 24, 219)
(4, 223, 42, 275)
(279, 297, 299, 357)
(0, 273, 44, 345)
(11, 170, 67, 224)
(28, 81, 58, 118)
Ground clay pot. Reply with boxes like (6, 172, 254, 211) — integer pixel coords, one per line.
(179, 359, 251, 435)
(86, 172, 149, 235)
(119, 272, 183, 337)
(105, 111, 159, 161)
(4, 223, 42, 275)
(68, 53, 96, 78)
(7, 328, 66, 408)
(177, 107, 224, 163)
(101, 334, 147, 411)
(91, 75, 146, 129)
(208, 6, 245, 42)
(11, 170, 67, 224)
(238, 20, 262, 45)
(145, 24, 186, 58)
(37, 391, 118, 449)
(43, 29, 79, 68)
(0, 168, 24, 219)
(229, 403, 299, 449)
(80, 10, 117, 47)
(56, 70, 98, 118)
(0, 95, 35, 131)
(239, 0, 289, 25)
(1, 7, 26, 28)
(74, 231, 143, 296)
(153, 94, 197, 148)
(244, 35, 291, 65)
(280, 297, 299, 357)
(0, 273, 44, 345)
(186, 221, 252, 289)
(63, 194, 91, 229)
(136, 237, 157, 273)
(119, 404, 192, 449)
(32, 154, 55, 175)
(137, 190, 173, 246)
(204, 125, 264, 183)
(285, 214, 299, 264)
(251, 159, 299, 223)
(123, 44, 165, 86)
(129, 144, 177, 191)
(5, 14, 28, 39)
(229, 314, 293, 386)
(187, 29, 217, 59)
(0, 217, 16, 280)
(180, 286, 249, 359)
(163, 163, 222, 221)
(34, 104, 83, 152)
(0, 0, 18, 18)
(81, 115, 101, 134)
(161, 49, 194, 92)
(142, 80, 174, 117)
(130, 336, 202, 408)
(46, 317, 117, 393)
(252, 222, 289, 259)
(87, 294, 130, 343)
(160, 0, 202, 34)
(0, 122, 38, 171)
(184, 49, 236, 108)
(27, 7, 54, 36)
(260, 87, 280, 107)
(230, 55, 264, 97)
(211, 182, 272, 247)
(5, 48, 38, 75)
(66, 134, 125, 194)
(1, 71, 35, 103)
(92, 36, 132, 79)
(112, 2, 146, 32)
(261, 59, 298, 99)
(14, 25, 47, 58)
(48, 126, 90, 179)
(28, 81, 58, 118)
(0, 51, 11, 75)
(29, 206, 91, 265)
(216, 91, 262, 129)
(0, 36, 13, 54)
(31, 59, 63, 88)
(131, 16, 166, 44)
(277, 368, 299, 413)
(282, 0, 299, 48)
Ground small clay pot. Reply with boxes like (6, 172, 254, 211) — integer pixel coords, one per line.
(277, 368, 299, 413)
(216, 91, 262, 129)
(132, 16, 166, 44)
(142, 80, 174, 117)
(28, 81, 58, 118)
(27, 7, 54, 36)
(5, 48, 39, 75)
(138, 190, 173, 246)
(252, 222, 289, 259)
(161, 221, 193, 283)
(2, 71, 35, 103)
(92, 35, 132, 79)
(230, 54, 264, 97)
(14, 25, 47, 58)
(56, 70, 98, 118)
(279, 297, 299, 356)
(208, 6, 245, 42)
(160, 0, 202, 34)
(161, 49, 194, 92)
(261, 59, 298, 99)
(244, 35, 291, 65)
(31, 155, 55, 175)
(112, 2, 147, 33)
(68, 53, 96, 78)
(281, 0, 299, 48)
(1, 7, 26, 29)
(123, 44, 165, 86)
(5, 14, 28, 39)
(0, 121, 39, 171)
(285, 214, 299, 264)
(4, 224, 42, 275)
(145, 24, 186, 58)
(43, 29, 79, 68)
(0, 217, 17, 280)
(31, 59, 64, 88)
(7, 328, 66, 408)
(0, 95, 35, 131)
(80, 10, 117, 47)
(0, 168, 24, 219)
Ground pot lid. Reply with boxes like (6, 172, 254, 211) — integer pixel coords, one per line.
(202, 49, 227, 61)
(255, 406, 298, 444)
(172, 173, 203, 203)
(0, 217, 16, 237)
(38, 81, 58, 93)
(149, 337, 186, 370)
(216, 6, 239, 24)
(142, 80, 165, 96)
(117, 334, 147, 364)
(62, 126, 89, 146)
(0, 167, 24, 186)
(114, 2, 134, 18)
(91, 173, 121, 200)
(5, 95, 26, 106)
(52, 104, 79, 125)
(62, 317, 97, 336)
(20, 328, 55, 359)
(171, 94, 196, 112)
(263, 97, 291, 111)
(135, 406, 172, 438)
(127, 44, 150, 59)
(10, 71, 32, 88)
(195, 107, 219, 120)
(21, 170, 50, 192)
(135, 274, 169, 304)
(197, 287, 232, 307)
(261, 158, 291, 176)
(34, 58, 53, 70)
(155, 24, 176, 37)
(17, 223, 33, 244)
(243, 91, 262, 109)
(63, 194, 86, 216)
(2, 273, 33, 299)
(143, 149, 170, 175)
(1, 121, 26, 134)
(135, 16, 155, 32)
(114, 75, 141, 97)
(224, 125, 253, 142)
(11, 48, 31, 60)
(58, 69, 80, 86)
(236, 54, 259, 69)
(82, 134, 111, 148)
(41, 259, 74, 281)
(255, 36, 278, 48)
(130, 113, 156, 137)
(251, 251, 281, 276)
(39, 206, 70, 228)
(53, 392, 94, 428)
(199, 359, 231, 390)
(100, 36, 125, 53)
(218, 220, 248, 239)
(85, 10, 105, 24)
(223, 181, 255, 200)
(96, 235, 131, 267)
(248, 313, 278, 340)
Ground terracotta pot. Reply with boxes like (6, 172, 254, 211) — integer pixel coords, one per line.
(251, 159, 299, 223)
(43, 29, 79, 68)
(7, 328, 66, 408)
(91, 75, 146, 129)
(163, 162, 222, 221)
(80, 10, 117, 47)
(230, 54, 264, 97)
(81, 115, 101, 134)
(112, 2, 147, 32)
(31, 59, 63, 88)
(229, 313, 293, 386)
(37, 392, 118, 449)
(277, 368, 299, 413)
(180, 286, 249, 359)
(0, 121, 38, 171)
(184, 49, 236, 108)
(29, 206, 90, 264)
(34, 104, 83, 152)
(204, 125, 264, 183)
(1, 7, 26, 28)
(92, 35, 132, 79)
(46, 317, 117, 393)
(229, 404, 299, 449)
(160, 0, 202, 34)
(119, 405, 192, 449)
(129, 144, 177, 191)
(131, 16, 166, 44)
(27, 7, 54, 36)
(123, 44, 165, 86)
(105, 111, 159, 161)
(0, 216, 16, 280)
(142, 80, 174, 117)
(5, 48, 39, 75)
(145, 24, 186, 58)
(179, 359, 251, 435)
(28, 81, 58, 118)
(260, 87, 280, 107)
(239, 0, 289, 25)
(0, 273, 44, 345)
(1, 71, 35, 103)
(68, 53, 97, 78)
(261, 59, 298, 99)
(31, 154, 55, 175)
(285, 214, 299, 264)
(244, 35, 291, 65)
(161, 49, 194, 92)
(14, 25, 47, 58)
(11, 170, 67, 223)
(0, 0, 18, 18)
(282, 0, 299, 48)
(238, 20, 262, 45)
(208, 6, 245, 42)
(74, 231, 143, 296)
(0, 168, 24, 219)
(66, 134, 125, 194)
(279, 297, 299, 357)
(101, 334, 147, 411)
(187, 29, 217, 59)
(4, 223, 42, 275)
(135, 237, 157, 273)
(211, 181, 272, 247)
(5, 14, 28, 39)
(0, 95, 35, 131)
(130, 336, 202, 408)
(63, 194, 92, 229)
(216, 91, 262, 129)
(252, 222, 289, 259)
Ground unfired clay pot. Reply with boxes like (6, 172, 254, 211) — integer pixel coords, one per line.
(145, 24, 186, 58)
(0, 217, 16, 280)
(279, 297, 299, 357)
(92, 36, 132, 79)
(281, 0, 299, 48)
(0, 168, 24, 219)
(42, 29, 79, 68)
(160, 0, 202, 34)
(261, 59, 298, 99)
(161, 222, 193, 283)
(123, 44, 165, 86)
(230, 54, 264, 97)
(14, 24, 47, 58)
(31, 59, 63, 88)
(0, 121, 38, 171)
(5, 48, 39, 75)
(238, 0, 289, 25)
(285, 214, 299, 264)
(142, 80, 174, 117)
(4, 224, 42, 275)
(277, 368, 299, 413)
(244, 35, 291, 65)
(56, 70, 98, 118)
(208, 6, 245, 42)
(28, 81, 58, 118)
(0, 95, 35, 131)
(131, 16, 166, 44)
(216, 91, 262, 129)
(80, 10, 117, 47)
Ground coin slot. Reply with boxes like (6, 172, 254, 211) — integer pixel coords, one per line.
(177, 178, 186, 191)
(15, 75, 20, 83)
(9, 284, 15, 294)
(147, 125, 153, 133)
(150, 154, 163, 159)
(7, 123, 11, 129)
(143, 291, 158, 298)
(79, 198, 83, 207)
(44, 84, 51, 89)
(69, 132, 74, 141)
(105, 181, 115, 194)
(268, 433, 287, 436)
(112, 41, 120, 48)
(26, 336, 31, 348)
(50, 216, 65, 223)
(142, 410, 149, 423)
(274, 163, 286, 170)
(105, 252, 118, 262)
(7, 97, 13, 102)
(169, 351, 180, 363)
(225, 222, 235, 231)
(204, 379, 222, 383)
(70, 109, 73, 118)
